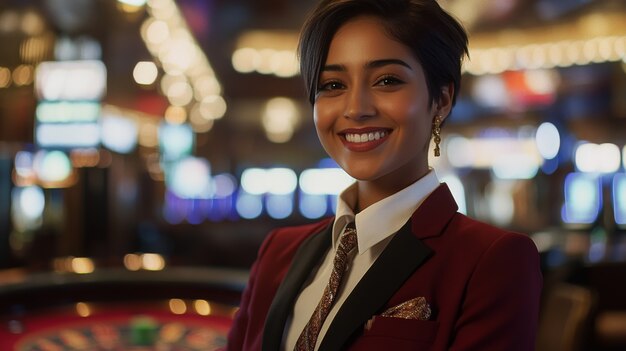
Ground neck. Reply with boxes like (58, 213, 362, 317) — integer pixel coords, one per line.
(355, 168, 430, 212)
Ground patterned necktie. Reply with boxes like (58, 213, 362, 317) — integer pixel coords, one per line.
(295, 223, 358, 351)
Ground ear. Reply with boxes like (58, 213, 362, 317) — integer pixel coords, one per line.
(433, 83, 454, 121)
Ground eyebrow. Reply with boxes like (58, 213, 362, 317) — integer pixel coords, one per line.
(321, 58, 413, 72)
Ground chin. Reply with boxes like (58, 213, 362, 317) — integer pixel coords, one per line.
(342, 166, 382, 182)
(336, 157, 384, 180)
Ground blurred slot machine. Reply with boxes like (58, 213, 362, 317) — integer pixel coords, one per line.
(560, 142, 624, 262)
(447, 130, 545, 232)
(5, 60, 108, 263)
(561, 172, 603, 262)
(34, 60, 106, 150)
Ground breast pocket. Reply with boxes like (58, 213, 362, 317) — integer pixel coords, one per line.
(364, 316, 439, 342)
(347, 317, 439, 350)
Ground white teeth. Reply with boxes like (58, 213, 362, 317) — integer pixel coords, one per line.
(346, 131, 387, 143)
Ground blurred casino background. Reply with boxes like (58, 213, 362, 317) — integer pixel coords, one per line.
(0, 0, 625, 350)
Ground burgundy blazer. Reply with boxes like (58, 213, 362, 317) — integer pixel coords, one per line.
(225, 184, 542, 350)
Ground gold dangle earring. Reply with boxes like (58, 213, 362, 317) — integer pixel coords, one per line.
(432, 115, 442, 157)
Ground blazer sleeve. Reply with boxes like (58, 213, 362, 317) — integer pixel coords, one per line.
(224, 229, 277, 351)
(449, 233, 542, 351)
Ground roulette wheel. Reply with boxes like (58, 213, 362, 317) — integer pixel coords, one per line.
(0, 267, 247, 351)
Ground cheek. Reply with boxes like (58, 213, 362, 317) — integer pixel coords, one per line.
(379, 95, 428, 128)
(313, 103, 334, 133)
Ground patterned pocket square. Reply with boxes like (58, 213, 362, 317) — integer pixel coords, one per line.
(381, 296, 432, 321)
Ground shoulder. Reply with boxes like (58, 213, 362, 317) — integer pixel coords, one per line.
(446, 212, 537, 252)
(433, 213, 540, 271)
(433, 213, 542, 294)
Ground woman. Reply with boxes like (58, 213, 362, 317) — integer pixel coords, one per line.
(226, 0, 542, 350)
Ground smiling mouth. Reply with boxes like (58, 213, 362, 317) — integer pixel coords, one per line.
(345, 130, 388, 143)
(339, 128, 392, 152)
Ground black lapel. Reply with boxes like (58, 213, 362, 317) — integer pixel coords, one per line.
(262, 222, 333, 351)
(319, 220, 433, 350)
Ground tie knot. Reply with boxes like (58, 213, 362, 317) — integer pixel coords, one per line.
(338, 225, 358, 254)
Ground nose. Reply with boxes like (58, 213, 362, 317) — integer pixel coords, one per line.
(343, 84, 375, 120)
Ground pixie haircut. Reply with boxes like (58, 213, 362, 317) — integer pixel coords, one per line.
(298, 0, 469, 108)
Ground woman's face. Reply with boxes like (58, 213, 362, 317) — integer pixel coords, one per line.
(314, 15, 447, 189)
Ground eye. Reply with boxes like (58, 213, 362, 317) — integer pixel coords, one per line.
(375, 75, 404, 86)
(318, 80, 345, 91)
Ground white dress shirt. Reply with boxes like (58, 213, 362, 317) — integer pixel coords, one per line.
(282, 170, 440, 350)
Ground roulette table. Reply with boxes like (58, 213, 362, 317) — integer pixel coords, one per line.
(0, 267, 248, 351)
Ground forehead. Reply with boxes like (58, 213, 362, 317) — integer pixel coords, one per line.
(325, 15, 416, 64)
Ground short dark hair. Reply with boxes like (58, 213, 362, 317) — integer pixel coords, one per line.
(298, 0, 469, 109)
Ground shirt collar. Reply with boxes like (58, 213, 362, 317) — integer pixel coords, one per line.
(332, 170, 440, 254)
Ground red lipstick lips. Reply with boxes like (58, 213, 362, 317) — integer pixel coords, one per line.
(340, 127, 391, 152)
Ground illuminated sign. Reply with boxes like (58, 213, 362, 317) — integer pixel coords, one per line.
(562, 172, 602, 225)
(36, 101, 100, 123)
(35, 60, 107, 101)
(36, 123, 100, 148)
(34, 60, 106, 150)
